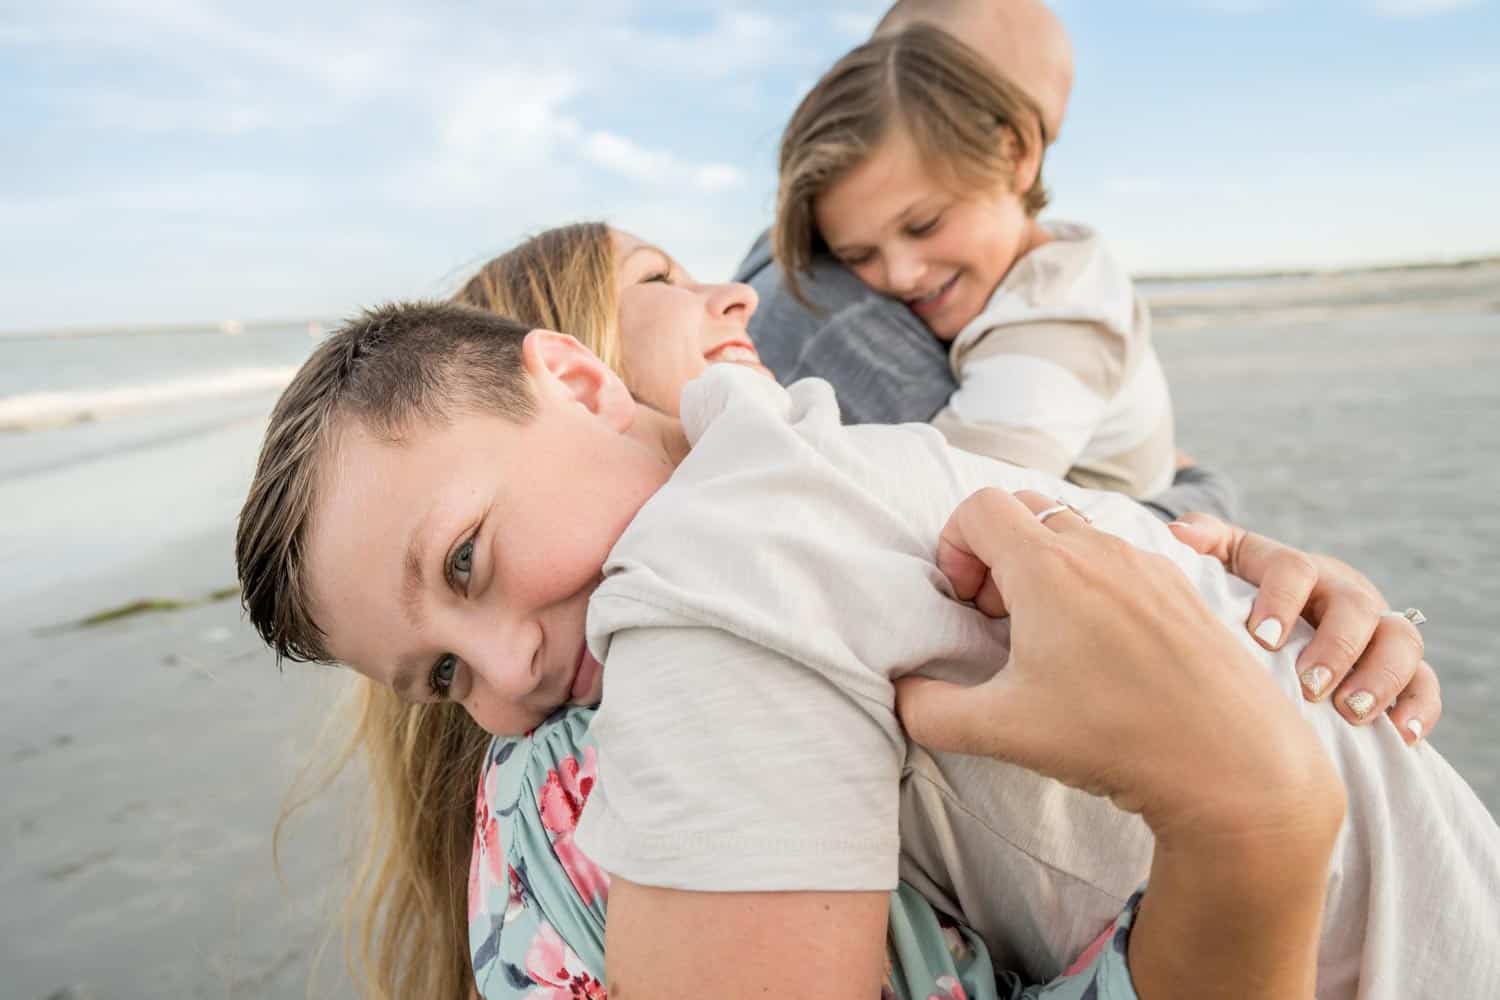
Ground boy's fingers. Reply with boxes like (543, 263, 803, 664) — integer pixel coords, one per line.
(1386, 661, 1441, 746)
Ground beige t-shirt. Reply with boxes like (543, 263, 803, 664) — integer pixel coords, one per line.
(933, 221, 1175, 498)
(577, 365, 1196, 972)
(575, 365, 1500, 991)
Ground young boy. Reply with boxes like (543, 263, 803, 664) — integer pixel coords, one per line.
(238, 303, 1500, 997)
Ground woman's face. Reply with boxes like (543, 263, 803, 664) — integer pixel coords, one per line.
(611, 229, 769, 414)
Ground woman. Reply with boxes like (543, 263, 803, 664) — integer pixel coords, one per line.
(277, 222, 1438, 1000)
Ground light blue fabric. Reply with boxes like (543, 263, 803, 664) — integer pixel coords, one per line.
(468, 708, 1143, 999)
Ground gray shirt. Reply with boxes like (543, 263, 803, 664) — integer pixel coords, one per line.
(734, 231, 1237, 523)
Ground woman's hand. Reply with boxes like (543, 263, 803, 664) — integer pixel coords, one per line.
(1168, 512, 1436, 744)
(897, 489, 1341, 833)
(896, 488, 1344, 999)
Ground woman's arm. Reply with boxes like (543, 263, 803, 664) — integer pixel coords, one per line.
(897, 488, 1345, 999)
(606, 883, 889, 999)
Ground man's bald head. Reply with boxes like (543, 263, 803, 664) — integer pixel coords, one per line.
(877, 0, 1073, 143)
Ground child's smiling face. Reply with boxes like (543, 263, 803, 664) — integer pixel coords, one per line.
(814, 126, 1042, 341)
(302, 330, 677, 737)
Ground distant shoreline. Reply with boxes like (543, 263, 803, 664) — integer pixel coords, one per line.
(1136, 253, 1500, 286)
(5, 253, 1499, 340)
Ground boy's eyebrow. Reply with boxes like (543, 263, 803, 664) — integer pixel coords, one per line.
(401, 528, 428, 628)
(827, 198, 944, 256)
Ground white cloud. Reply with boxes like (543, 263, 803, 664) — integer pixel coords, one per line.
(1371, 0, 1481, 14)
(582, 131, 745, 193)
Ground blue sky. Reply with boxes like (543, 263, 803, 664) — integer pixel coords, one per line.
(2, 0, 1496, 331)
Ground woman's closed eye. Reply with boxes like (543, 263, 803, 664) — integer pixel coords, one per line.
(641, 268, 673, 285)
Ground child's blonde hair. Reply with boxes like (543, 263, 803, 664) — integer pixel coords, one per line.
(262, 223, 624, 1000)
(775, 23, 1049, 306)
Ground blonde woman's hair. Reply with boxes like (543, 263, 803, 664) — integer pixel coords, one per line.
(454, 221, 622, 373)
(269, 224, 623, 999)
(774, 23, 1049, 306)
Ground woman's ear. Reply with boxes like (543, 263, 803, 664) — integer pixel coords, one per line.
(521, 329, 636, 430)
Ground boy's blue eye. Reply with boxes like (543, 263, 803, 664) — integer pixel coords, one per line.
(452, 540, 473, 577)
(430, 655, 457, 697)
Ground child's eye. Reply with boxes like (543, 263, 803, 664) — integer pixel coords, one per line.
(841, 251, 873, 267)
(908, 215, 942, 237)
(429, 654, 458, 697)
(448, 538, 474, 589)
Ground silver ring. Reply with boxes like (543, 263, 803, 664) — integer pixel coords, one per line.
(1381, 607, 1427, 627)
(1035, 500, 1093, 526)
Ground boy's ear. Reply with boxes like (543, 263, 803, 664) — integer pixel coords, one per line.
(521, 329, 636, 431)
(1004, 125, 1043, 196)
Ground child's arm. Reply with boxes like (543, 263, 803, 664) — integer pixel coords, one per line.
(932, 319, 1124, 479)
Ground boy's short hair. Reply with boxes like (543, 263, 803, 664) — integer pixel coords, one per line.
(774, 22, 1049, 306)
(236, 301, 534, 665)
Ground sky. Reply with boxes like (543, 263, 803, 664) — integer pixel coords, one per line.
(2, 0, 1497, 332)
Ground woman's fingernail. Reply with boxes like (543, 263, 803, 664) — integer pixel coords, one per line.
(1300, 665, 1333, 698)
(1253, 618, 1283, 648)
(1345, 690, 1377, 720)
(1405, 718, 1424, 743)
(1168, 520, 1189, 529)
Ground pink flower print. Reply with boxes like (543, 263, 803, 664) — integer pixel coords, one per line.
(538, 748, 610, 902)
(926, 975, 968, 1000)
(524, 922, 608, 1000)
(505, 864, 526, 924)
(1062, 921, 1114, 976)
(468, 771, 507, 920)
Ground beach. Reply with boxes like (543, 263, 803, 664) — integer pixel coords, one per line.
(3, 262, 1497, 999)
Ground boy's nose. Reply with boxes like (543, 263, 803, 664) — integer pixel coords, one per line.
(882, 251, 926, 295)
(705, 281, 759, 323)
(467, 631, 542, 701)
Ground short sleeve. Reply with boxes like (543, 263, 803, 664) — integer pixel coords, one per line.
(470, 710, 611, 999)
(576, 625, 905, 892)
(1007, 891, 1144, 1000)
(936, 320, 1124, 477)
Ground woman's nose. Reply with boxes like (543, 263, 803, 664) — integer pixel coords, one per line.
(704, 281, 759, 323)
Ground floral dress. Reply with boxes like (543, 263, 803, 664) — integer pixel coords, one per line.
(468, 708, 1144, 1000)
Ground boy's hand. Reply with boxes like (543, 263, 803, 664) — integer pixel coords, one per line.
(1168, 512, 1437, 744)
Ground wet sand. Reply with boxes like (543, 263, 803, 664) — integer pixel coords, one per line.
(2, 262, 1497, 999)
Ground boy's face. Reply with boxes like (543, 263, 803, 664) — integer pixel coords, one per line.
(303, 331, 675, 736)
(814, 128, 1039, 341)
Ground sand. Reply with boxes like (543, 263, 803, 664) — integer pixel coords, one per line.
(2, 262, 1496, 999)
